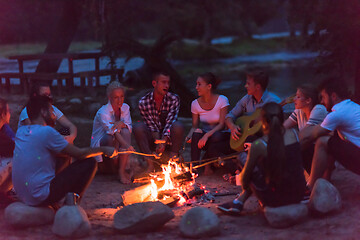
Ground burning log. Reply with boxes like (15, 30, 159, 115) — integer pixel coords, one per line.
(159, 196, 180, 207)
(182, 186, 205, 200)
(122, 183, 154, 206)
(157, 189, 178, 200)
(134, 171, 193, 184)
(122, 159, 196, 207)
(173, 171, 193, 182)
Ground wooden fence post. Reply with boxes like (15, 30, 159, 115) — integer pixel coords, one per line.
(57, 79, 63, 96)
(5, 77, 10, 93)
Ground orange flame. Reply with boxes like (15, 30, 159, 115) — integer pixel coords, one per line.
(149, 158, 196, 205)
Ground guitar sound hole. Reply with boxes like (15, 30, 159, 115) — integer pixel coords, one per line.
(249, 120, 255, 128)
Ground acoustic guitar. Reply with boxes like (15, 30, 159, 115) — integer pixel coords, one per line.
(229, 95, 295, 151)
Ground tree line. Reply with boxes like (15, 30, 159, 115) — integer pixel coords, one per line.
(0, 0, 359, 100)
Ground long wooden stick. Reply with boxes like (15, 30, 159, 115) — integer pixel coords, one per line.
(116, 149, 161, 158)
(192, 153, 239, 169)
(180, 152, 240, 170)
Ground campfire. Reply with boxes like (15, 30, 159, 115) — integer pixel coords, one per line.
(122, 158, 212, 207)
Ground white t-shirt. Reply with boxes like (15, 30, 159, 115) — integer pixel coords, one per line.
(191, 95, 229, 132)
(12, 125, 69, 206)
(289, 104, 328, 131)
(321, 99, 360, 147)
(18, 105, 63, 129)
(91, 102, 132, 162)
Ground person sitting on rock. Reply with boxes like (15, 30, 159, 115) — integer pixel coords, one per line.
(185, 72, 231, 175)
(283, 85, 328, 175)
(133, 71, 185, 172)
(91, 81, 134, 184)
(302, 78, 360, 189)
(18, 82, 77, 144)
(0, 98, 15, 196)
(12, 95, 116, 207)
(218, 102, 306, 215)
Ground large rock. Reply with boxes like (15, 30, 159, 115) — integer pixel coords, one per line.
(4, 202, 55, 228)
(114, 201, 174, 234)
(264, 204, 308, 228)
(309, 178, 342, 215)
(52, 205, 91, 238)
(179, 207, 220, 238)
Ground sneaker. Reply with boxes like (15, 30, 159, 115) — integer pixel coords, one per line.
(65, 192, 80, 205)
(217, 201, 243, 215)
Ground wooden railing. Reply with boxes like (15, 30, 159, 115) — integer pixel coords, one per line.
(0, 52, 123, 95)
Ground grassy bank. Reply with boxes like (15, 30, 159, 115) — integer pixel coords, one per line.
(0, 41, 102, 58)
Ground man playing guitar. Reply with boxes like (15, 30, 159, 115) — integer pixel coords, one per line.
(225, 69, 281, 141)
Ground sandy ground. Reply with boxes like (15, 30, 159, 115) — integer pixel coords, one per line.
(1, 165, 360, 240)
(2, 94, 360, 239)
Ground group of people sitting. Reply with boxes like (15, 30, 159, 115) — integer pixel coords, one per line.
(0, 69, 359, 216)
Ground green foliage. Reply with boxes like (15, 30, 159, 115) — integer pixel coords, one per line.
(221, 38, 288, 56)
(307, 1, 360, 74)
(1, 0, 283, 44)
(0, 41, 101, 58)
(302, 0, 360, 99)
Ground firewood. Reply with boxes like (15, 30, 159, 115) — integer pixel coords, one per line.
(185, 187, 204, 199)
(121, 183, 153, 206)
(173, 171, 193, 182)
(157, 189, 177, 200)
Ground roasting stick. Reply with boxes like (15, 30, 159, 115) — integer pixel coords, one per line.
(182, 152, 241, 171)
(192, 153, 239, 169)
(115, 149, 162, 159)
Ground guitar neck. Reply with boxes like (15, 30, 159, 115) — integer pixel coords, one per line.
(280, 94, 295, 107)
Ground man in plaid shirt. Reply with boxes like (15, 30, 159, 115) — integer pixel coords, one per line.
(133, 71, 184, 172)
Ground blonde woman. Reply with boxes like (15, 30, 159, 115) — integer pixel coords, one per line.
(91, 81, 134, 183)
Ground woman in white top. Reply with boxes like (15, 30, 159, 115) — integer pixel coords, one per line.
(185, 73, 230, 175)
(283, 85, 328, 173)
(91, 81, 134, 184)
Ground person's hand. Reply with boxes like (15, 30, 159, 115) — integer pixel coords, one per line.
(126, 145, 135, 152)
(244, 142, 251, 152)
(110, 121, 126, 132)
(230, 126, 242, 140)
(103, 146, 117, 158)
(156, 143, 166, 154)
(64, 135, 75, 144)
(198, 135, 209, 149)
(185, 136, 192, 143)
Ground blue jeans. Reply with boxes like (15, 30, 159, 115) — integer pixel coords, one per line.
(133, 121, 185, 155)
